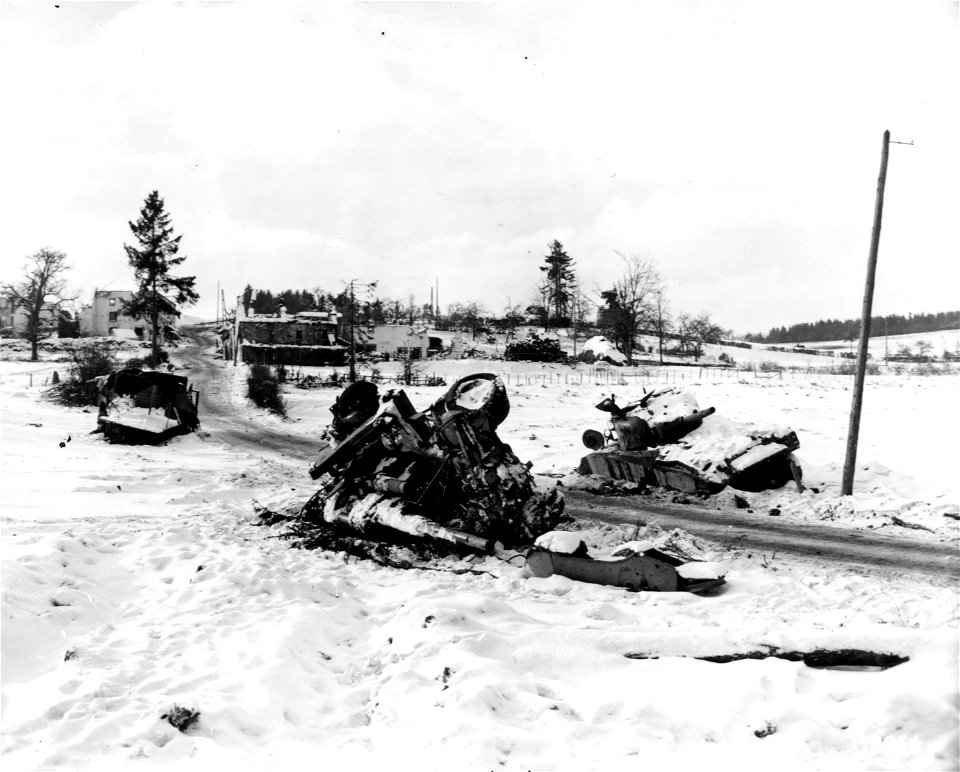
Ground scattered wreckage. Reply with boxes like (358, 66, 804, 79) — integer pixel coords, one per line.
(94, 368, 200, 444)
(579, 386, 802, 495)
(527, 530, 726, 593)
(291, 375, 724, 594)
(299, 374, 565, 551)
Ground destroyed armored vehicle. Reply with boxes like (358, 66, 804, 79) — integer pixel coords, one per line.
(94, 368, 200, 444)
(579, 386, 801, 495)
(301, 374, 565, 550)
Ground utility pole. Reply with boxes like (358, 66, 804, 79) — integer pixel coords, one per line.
(344, 278, 377, 383)
(348, 281, 357, 383)
(842, 130, 897, 496)
(572, 278, 580, 359)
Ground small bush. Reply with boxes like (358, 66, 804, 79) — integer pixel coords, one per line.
(50, 340, 121, 406)
(247, 364, 288, 416)
(830, 362, 880, 376)
(399, 356, 423, 386)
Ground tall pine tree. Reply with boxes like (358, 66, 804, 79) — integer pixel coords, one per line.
(124, 191, 199, 363)
(540, 240, 575, 328)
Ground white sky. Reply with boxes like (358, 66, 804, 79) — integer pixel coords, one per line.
(1, 2, 957, 335)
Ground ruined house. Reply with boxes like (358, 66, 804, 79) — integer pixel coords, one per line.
(233, 308, 348, 366)
(78, 290, 177, 341)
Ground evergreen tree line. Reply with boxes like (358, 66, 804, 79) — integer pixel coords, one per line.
(746, 310, 960, 344)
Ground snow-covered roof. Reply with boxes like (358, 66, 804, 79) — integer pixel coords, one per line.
(239, 315, 336, 325)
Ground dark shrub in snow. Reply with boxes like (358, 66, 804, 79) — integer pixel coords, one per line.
(247, 363, 288, 416)
(50, 340, 120, 406)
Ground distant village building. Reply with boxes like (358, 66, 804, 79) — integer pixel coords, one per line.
(233, 306, 348, 365)
(79, 290, 177, 341)
(369, 324, 430, 360)
(1, 296, 61, 337)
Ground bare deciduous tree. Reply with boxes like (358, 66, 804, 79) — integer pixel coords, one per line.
(2, 247, 74, 361)
(569, 278, 593, 356)
(599, 252, 661, 364)
(448, 301, 487, 340)
(649, 285, 671, 363)
(502, 299, 525, 342)
(683, 313, 723, 361)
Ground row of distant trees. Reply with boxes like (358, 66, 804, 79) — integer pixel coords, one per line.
(241, 240, 725, 364)
(746, 310, 960, 344)
(2, 191, 198, 362)
(527, 240, 723, 363)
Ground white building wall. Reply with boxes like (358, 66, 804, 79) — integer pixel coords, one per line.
(82, 290, 171, 339)
(370, 324, 429, 358)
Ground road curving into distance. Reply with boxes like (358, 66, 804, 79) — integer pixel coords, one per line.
(179, 326, 959, 579)
(178, 326, 320, 460)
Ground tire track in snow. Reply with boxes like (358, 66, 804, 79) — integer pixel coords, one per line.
(564, 490, 960, 578)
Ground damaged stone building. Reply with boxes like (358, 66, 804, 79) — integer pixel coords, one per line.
(232, 308, 349, 366)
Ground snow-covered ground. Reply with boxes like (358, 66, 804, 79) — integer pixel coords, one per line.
(2, 346, 958, 770)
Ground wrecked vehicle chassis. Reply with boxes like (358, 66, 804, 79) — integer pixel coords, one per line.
(580, 387, 802, 495)
(300, 374, 564, 551)
(95, 368, 200, 445)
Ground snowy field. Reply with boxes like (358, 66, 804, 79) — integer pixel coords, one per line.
(2, 345, 958, 770)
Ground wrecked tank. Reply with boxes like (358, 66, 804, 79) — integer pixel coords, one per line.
(579, 386, 801, 495)
(94, 368, 200, 444)
(299, 374, 565, 551)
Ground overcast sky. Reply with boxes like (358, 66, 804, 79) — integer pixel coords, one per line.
(1, 2, 957, 335)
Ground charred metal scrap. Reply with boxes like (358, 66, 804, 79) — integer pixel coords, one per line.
(94, 368, 200, 444)
(300, 374, 564, 551)
(579, 386, 802, 495)
(526, 529, 726, 594)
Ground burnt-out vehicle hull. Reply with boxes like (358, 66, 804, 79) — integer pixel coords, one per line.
(95, 368, 200, 445)
(579, 387, 802, 495)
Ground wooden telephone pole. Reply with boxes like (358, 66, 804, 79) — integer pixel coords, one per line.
(348, 280, 357, 383)
(841, 130, 891, 496)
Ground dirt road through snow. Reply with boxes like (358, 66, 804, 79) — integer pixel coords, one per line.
(180, 328, 320, 461)
(180, 328, 958, 578)
(564, 490, 959, 578)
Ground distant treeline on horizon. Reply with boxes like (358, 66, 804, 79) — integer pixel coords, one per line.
(745, 311, 959, 344)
